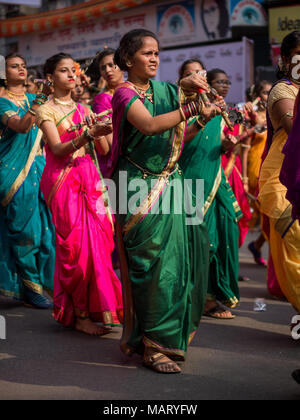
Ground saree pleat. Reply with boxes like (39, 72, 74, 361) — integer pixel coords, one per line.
(112, 81, 209, 359)
(179, 116, 240, 308)
(0, 94, 55, 299)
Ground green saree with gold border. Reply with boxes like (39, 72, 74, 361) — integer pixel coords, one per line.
(112, 80, 209, 360)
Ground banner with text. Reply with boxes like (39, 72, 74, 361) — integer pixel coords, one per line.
(269, 5, 300, 44)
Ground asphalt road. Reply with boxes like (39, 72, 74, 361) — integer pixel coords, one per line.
(0, 232, 299, 400)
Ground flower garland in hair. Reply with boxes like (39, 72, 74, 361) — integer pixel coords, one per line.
(74, 61, 84, 78)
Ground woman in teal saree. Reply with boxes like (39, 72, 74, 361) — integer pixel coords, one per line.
(112, 30, 221, 373)
(178, 59, 242, 319)
(0, 53, 55, 308)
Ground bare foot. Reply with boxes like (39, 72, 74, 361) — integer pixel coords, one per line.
(143, 349, 181, 374)
(75, 318, 111, 336)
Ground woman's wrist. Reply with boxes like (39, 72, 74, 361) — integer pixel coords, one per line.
(179, 101, 203, 121)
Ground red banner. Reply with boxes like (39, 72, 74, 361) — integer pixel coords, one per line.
(0, 0, 152, 37)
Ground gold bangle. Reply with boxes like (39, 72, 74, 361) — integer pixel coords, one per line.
(194, 116, 205, 129)
(71, 138, 80, 151)
(179, 107, 186, 121)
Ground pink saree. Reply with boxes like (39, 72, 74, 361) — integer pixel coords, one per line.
(40, 104, 123, 327)
(222, 124, 252, 247)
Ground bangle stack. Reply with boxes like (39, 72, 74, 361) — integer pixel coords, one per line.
(32, 93, 48, 106)
(179, 101, 203, 121)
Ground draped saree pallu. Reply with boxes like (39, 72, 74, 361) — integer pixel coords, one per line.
(112, 81, 209, 360)
(258, 80, 300, 310)
(37, 103, 123, 327)
(221, 123, 252, 247)
(280, 89, 300, 221)
(0, 93, 55, 300)
(179, 115, 241, 309)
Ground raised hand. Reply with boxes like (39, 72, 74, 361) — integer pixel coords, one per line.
(180, 72, 209, 96)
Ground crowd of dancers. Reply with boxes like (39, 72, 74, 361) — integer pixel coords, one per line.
(0, 28, 300, 375)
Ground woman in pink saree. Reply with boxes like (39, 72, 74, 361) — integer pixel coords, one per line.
(36, 53, 123, 336)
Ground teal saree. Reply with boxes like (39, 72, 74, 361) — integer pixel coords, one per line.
(179, 116, 241, 307)
(0, 94, 55, 299)
(112, 81, 209, 360)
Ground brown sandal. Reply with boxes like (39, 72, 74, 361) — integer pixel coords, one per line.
(143, 352, 181, 374)
(203, 305, 236, 319)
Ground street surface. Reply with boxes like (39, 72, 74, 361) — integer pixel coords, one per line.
(0, 232, 299, 400)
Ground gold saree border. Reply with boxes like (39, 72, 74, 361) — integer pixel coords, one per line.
(143, 336, 185, 360)
(202, 166, 222, 216)
(1, 129, 43, 207)
(22, 278, 43, 295)
(122, 90, 186, 235)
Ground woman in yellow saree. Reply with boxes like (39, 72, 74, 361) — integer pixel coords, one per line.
(258, 31, 300, 313)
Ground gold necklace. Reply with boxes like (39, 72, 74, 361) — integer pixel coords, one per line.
(6, 89, 26, 98)
(6, 90, 30, 112)
(128, 81, 153, 103)
(53, 97, 75, 107)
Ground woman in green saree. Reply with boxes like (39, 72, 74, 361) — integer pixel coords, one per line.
(178, 59, 242, 319)
(112, 30, 221, 374)
(0, 53, 55, 308)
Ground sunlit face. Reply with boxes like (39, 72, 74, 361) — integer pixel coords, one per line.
(203, 0, 220, 33)
(48, 58, 76, 92)
(129, 36, 160, 80)
(6, 57, 27, 85)
(99, 54, 123, 88)
(259, 83, 272, 103)
(210, 72, 231, 98)
(182, 61, 204, 79)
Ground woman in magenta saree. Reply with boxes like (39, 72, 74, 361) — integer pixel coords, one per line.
(88, 48, 124, 179)
(37, 53, 123, 336)
(280, 88, 300, 221)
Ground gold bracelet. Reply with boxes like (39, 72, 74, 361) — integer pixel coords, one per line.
(179, 107, 186, 121)
(71, 138, 80, 151)
(194, 116, 205, 129)
(241, 144, 251, 149)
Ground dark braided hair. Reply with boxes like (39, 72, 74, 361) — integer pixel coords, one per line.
(43, 52, 73, 76)
(178, 58, 206, 82)
(114, 29, 159, 72)
(207, 68, 227, 85)
(85, 48, 116, 84)
(0, 53, 27, 87)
